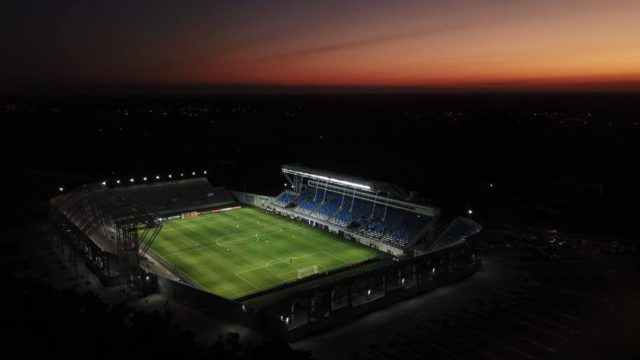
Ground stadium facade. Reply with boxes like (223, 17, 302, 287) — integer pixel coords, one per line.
(50, 165, 481, 339)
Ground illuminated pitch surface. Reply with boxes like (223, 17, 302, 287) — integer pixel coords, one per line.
(150, 207, 384, 300)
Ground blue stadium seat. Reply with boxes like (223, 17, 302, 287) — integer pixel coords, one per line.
(273, 191, 296, 207)
(285, 187, 433, 248)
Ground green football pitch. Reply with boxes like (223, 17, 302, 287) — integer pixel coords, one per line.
(150, 207, 386, 300)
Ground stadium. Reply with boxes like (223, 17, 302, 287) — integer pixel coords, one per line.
(50, 164, 481, 339)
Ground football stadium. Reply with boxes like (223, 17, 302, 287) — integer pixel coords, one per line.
(50, 164, 481, 339)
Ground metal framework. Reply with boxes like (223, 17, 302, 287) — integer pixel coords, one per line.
(281, 164, 438, 218)
(50, 184, 162, 293)
(282, 164, 409, 199)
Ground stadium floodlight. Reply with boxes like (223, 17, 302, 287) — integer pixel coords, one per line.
(129, 178, 134, 183)
(156, 175, 160, 180)
(58, 187, 64, 192)
(282, 169, 371, 191)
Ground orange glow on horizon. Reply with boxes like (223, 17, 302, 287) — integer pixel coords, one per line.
(3, 0, 640, 91)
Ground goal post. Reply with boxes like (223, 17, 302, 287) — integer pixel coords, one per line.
(297, 265, 319, 279)
(181, 211, 199, 219)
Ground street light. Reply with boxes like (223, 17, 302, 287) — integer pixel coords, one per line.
(58, 187, 64, 192)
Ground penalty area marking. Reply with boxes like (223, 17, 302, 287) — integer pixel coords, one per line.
(233, 251, 351, 290)
(276, 264, 327, 282)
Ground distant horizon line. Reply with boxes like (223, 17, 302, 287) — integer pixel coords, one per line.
(2, 81, 640, 96)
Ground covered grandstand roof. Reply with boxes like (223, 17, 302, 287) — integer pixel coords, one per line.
(282, 164, 409, 199)
(50, 185, 161, 253)
(113, 177, 235, 215)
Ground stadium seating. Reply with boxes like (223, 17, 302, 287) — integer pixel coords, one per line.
(279, 186, 433, 248)
(295, 189, 322, 214)
(311, 191, 342, 220)
(382, 213, 430, 247)
(274, 191, 296, 207)
(350, 198, 374, 223)
(114, 178, 235, 215)
(333, 197, 355, 226)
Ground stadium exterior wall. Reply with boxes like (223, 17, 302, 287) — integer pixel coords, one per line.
(259, 242, 480, 341)
(147, 229, 479, 340)
(49, 208, 121, 286)
(285, 262, 479, 341)
(231, 191, 272, 209)
(156, 275, 258, 328)
(150, 244, 481, 341)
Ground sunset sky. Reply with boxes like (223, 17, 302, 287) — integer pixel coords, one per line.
(2, 0, 640, 92)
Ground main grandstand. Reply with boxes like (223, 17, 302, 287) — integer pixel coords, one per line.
(271, 164, 439, 253)
(50, 165, 481, 339)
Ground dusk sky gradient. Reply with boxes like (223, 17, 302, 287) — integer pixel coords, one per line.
(3, 0, 640, 92)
